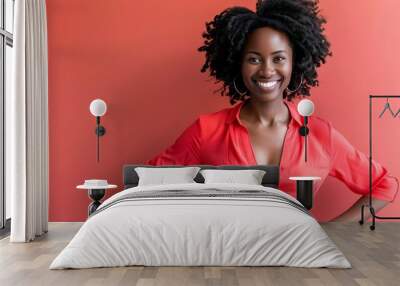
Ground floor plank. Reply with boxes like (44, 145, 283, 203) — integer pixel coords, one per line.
(0, 222, 399, 286)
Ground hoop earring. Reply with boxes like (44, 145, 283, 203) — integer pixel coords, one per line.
(286, 74, 304, 95)
(233, 79, 247, 96)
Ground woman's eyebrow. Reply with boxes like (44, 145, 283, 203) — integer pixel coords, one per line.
(246, 51, 262, 56)
(271, 50, 287, 55)
(246, 50, 287, 56)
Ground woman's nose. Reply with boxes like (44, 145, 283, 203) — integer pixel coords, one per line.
(259, 62, 276, 77)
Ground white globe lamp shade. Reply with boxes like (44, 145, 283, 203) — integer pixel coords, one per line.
(90, 99, 107, 117)
(297, 99, 314, 117)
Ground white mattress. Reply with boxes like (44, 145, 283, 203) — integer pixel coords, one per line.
(50, 183, 351, 269)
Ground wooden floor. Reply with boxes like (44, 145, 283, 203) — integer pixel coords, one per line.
(0, 222, 399, 286)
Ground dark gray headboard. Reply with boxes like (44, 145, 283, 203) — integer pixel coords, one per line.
(123, 165, 279, 189)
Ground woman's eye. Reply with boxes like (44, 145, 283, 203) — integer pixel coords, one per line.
(248, 57, 261, 64)
(274, 56, 285, 63)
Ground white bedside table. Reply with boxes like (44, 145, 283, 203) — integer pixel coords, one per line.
(289, 176, 321, 210)
(77, 183, 117, 216)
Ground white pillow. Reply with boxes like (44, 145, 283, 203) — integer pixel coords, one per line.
(200, 169, 266, 185)
(135, 167, 200, 186)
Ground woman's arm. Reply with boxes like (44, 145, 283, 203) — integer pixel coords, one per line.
(146, 118, 203, 165)
(327, 123, 398, 218)
(333, 196, 388, 222)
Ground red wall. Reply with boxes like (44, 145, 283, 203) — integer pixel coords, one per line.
(47, 0, 400, 222)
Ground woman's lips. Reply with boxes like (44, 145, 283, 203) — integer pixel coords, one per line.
(254, 79, 282, 92)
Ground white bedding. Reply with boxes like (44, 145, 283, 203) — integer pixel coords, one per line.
(50, 183, 351, 269)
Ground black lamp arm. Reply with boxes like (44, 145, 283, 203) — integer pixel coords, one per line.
(94, 116, 106, 163)
(95, 116, 106, 136)
(299, 116, 309, 136)
(299, 116, 309, 162)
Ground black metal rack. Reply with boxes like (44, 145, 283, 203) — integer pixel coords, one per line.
(359, 95, 400, 230)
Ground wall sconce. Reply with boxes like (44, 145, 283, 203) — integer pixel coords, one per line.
(297, 99, 314, 162)
(89, 99, 107, 162)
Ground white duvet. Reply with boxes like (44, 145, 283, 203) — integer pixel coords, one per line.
(50, 183, 351, 269)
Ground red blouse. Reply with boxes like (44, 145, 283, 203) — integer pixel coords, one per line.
(147, 100, 398, 202)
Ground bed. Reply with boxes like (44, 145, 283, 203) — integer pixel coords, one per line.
(50, 165, 351, 269)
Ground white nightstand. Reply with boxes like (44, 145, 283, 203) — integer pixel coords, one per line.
(77, 183, 117, 216)
(289, 176, 321, 210)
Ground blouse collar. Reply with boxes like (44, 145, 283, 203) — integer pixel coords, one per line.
(226, 99, 303, 126)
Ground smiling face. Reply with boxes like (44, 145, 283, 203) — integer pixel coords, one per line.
(241, 27, 293, 102)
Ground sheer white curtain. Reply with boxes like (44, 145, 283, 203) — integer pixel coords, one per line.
(8, 0, 49, 242)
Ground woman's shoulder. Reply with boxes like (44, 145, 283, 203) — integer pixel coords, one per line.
(310, 114, 333, 129)
(286, 100, 331, 128)
(286, 100, 334, 145)
(197, 103, 241, 126)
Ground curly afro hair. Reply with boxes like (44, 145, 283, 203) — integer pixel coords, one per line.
(198, 0, 332, 104)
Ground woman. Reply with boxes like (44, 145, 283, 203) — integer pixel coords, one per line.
(147, 0, 398, 221)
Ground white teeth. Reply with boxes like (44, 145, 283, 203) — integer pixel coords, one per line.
(258, 81, 278, 88)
